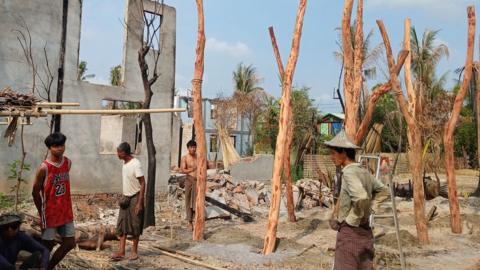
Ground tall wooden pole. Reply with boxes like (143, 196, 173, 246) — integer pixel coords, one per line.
(377, 20, 430, 245)
(443, 6, 476, 234)
(192, 0, 207, 241)
(268, 26, 296, 223)
(263, 0, 307, 255)
(341, 0, 356, 139)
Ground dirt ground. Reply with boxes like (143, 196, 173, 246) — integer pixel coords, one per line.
(5, 169, 480, 270)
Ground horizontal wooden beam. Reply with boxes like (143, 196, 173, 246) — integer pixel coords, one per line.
(0, 108, 186, 117)
(36, 102, 80, 107)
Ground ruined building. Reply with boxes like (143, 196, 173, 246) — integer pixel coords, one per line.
(0, 0, 176, 193)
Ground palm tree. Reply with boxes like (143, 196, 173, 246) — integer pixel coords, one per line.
(233, 63, 263, 94)
(77, 61, 95, 81)
(232, 63, 267, 154)
(410, 27, 449, 101)
(334, 25, 384, 80)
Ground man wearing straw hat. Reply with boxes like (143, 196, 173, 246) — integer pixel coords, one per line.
(324, 130, 388, 270)
(0, 213, 50, 270)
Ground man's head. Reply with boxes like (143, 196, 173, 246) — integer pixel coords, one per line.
(0, 214, 22, 240)
(187, 140, 197, 155)
(328, 147, 356, 167)
(117, 142, 132, 160)
(44, 132, 67, 158)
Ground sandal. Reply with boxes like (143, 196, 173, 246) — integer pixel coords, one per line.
(110, 254, 125, 261)
(129, 255, 139, 261)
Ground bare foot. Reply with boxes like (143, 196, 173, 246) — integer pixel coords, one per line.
(110, 253, 125, 261)
(129, 254, 139, 261)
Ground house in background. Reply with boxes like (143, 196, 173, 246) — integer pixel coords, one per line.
(170, 95, 252, 167)
(319, 113, 344, 137)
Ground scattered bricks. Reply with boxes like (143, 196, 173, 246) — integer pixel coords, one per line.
(244, 187, 259, 206)
(233, 185, 244, 193)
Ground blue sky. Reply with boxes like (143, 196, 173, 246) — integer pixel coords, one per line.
(79, 0, 476, 113)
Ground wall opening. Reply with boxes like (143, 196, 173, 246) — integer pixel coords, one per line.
(79, 0, 126, 86)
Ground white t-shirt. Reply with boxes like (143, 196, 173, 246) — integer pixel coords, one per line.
(122, 158, 144, 196)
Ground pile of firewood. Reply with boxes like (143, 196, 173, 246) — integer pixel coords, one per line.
(0, 87, 38, 110)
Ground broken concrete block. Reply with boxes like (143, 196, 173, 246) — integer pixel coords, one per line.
(206, 189, 227, 205)
(205, 205, 231, 219)
(233, 185, 244, 193)
(245, 187, 259, 206)
(231, 193, 251, 214)
(230, 155, 274, 183)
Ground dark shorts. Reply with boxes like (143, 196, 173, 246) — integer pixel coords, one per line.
(116, 193, 144, 237)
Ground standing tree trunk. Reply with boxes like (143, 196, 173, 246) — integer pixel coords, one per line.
(14, 125, 27, 212)
(443, 6, 476, 234)
(268, 26, 296, 223)
(192, 0, 207, 241)
(54, 0, 69, 132)
(377, 19, 430, 245)
(263, 0, 307, 255)
(476, 62, 480, 194)
(138, 49, 157, 228)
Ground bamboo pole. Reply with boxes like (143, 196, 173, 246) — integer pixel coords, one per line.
(268, 26, 296, 223)
(443, 6, 476, 234)
(36, 102, 80, 107)
(192, 0, 207, 241)
(263, 0, 307, 255)
(0, 108, 185, 116)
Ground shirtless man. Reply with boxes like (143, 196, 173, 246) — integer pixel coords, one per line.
(180, 140, 197, 231)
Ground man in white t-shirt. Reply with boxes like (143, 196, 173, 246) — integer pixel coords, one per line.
(111, 142, 145, 262)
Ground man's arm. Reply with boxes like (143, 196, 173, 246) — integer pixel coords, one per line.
(135, 176, 146, 216)
(0, 254, 15, 270)
(371, 176, 389, 211)
(19, 232, 50, 269)
(32, 165, 46, 216)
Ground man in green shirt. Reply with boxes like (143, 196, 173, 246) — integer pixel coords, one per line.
(325, 130, 388, 270)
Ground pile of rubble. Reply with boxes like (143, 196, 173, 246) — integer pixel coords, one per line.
(169, 171, 334, 220)
(294, 179, 333, 210)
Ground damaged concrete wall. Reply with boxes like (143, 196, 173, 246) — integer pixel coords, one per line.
(0, 0, 176, 194)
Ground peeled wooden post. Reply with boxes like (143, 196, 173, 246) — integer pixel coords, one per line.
(377, 19, 430, 245)
(341, 0, 356, 139)
(354, 51, 409, 145)
(263, 0, 307, 255)
(268, 26, 296, 223)
(443, 6, 476, 234)
(192, 0, 207, 241)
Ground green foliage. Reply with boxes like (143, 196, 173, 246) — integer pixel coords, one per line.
(8, 160, 30, 181)
(110, 65, 122, 86)
(0, 193, 13, 209)
(77, 61, 95, 81)
(291, 164, 303, 183)
(454, 121, 477, 167)
(255, 87, 319, 153)
(372, 93, 407, 152)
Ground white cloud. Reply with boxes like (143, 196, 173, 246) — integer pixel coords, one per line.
(206, 38, 250, 58)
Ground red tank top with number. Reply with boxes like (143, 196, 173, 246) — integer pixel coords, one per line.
(41, 157, 73, 229)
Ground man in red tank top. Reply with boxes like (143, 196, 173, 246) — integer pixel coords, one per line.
(32, 132, 75, 270)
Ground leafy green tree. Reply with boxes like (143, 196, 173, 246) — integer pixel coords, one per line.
(110, 65, 122, 86)
(77, 61, 95, 81)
